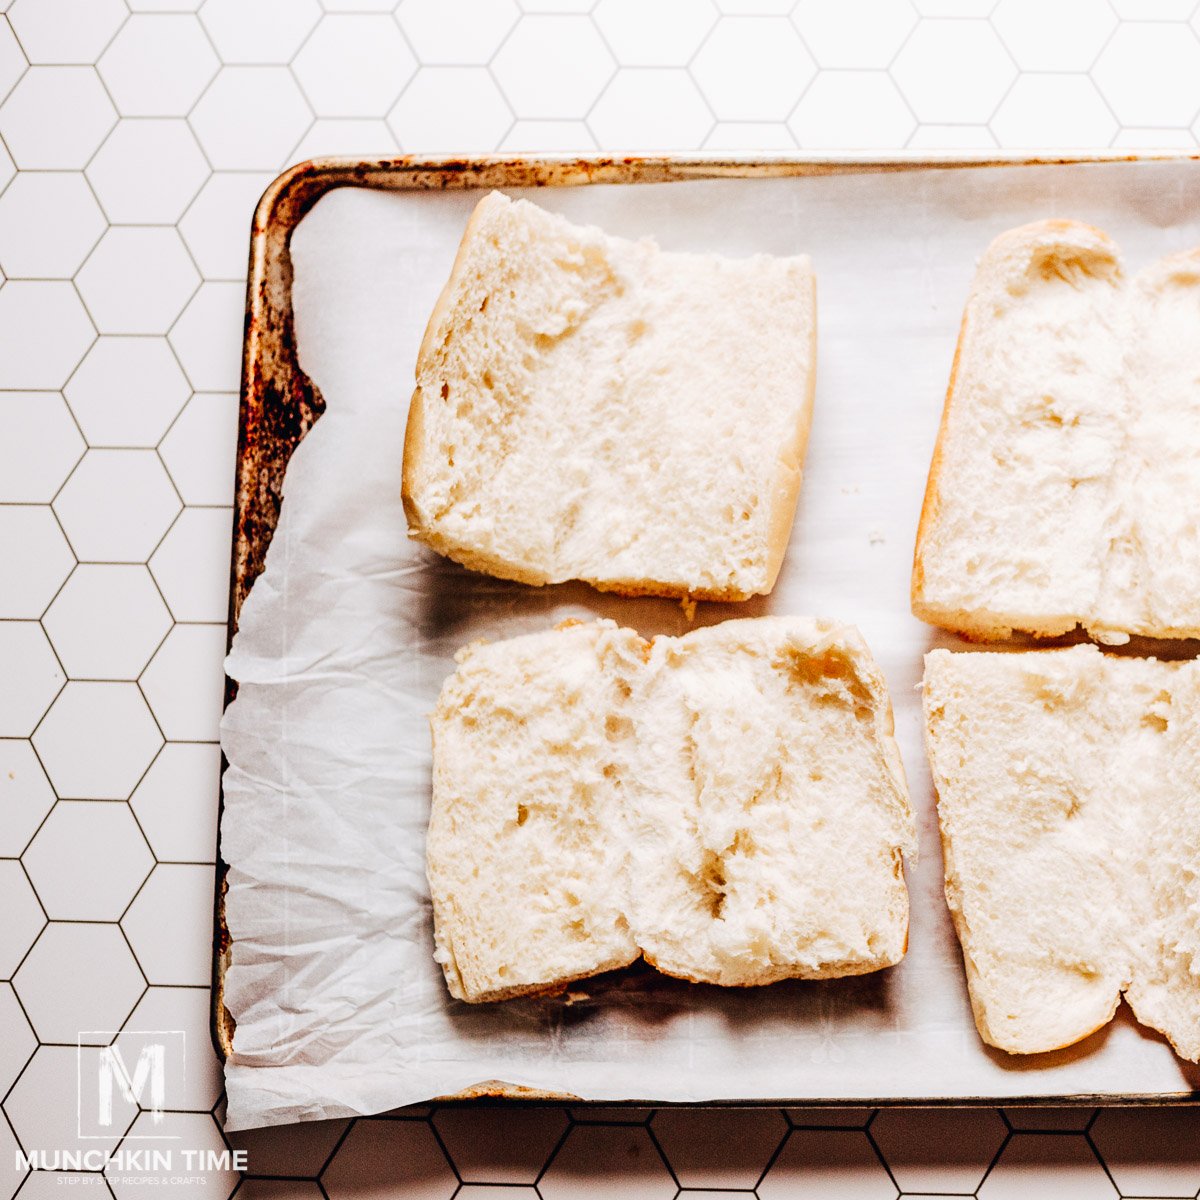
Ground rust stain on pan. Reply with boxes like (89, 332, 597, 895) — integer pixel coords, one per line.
(212, 152, 1200, 1102)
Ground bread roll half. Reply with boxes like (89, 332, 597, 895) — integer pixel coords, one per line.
(925, 645, 1200, 1062)
(403, 192, 816, 602)
(913, 220, 1200, 643)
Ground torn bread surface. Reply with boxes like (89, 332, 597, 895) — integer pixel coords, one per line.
(628, 617, 914, 986)
(403, 191, 816, 601)
(912, 220, 1200, 643)
(924, 645, 1200, 1061)
(427, 616, 916, 1003)
(426, 620, 644, 1004)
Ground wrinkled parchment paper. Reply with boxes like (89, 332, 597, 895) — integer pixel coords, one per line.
(221, 161, 1200, 1130)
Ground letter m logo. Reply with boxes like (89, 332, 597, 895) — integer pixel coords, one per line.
(78, 1031, 185, 1139)
(99, 1043, 165, 1124)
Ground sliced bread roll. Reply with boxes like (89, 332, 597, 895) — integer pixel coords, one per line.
(1123, 663, 1200, 1064)
(912, 220, 1200, 643)
(924, 645, 1200, 1061)
(403, 191, 816, 601)
(628, 617, 914, 985)
(1115, 247, 1200, 639)
(426, 620, 644, 1003)
(427, 616, 915, 1003)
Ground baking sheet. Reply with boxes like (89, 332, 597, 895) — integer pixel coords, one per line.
(220, 160, 1200, 1130)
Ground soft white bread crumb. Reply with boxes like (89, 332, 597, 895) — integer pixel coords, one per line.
(924, 646, 1200, 1061)
(403, 191, 816, 601)
(1123, 663, 1200, 1063)
(426, 620, 644, 1003)
(1110, 248, 1200, 639)
(628, 616, 915, 985)
(427, 616, 915, 1003)
(913, 221, 1200, 643)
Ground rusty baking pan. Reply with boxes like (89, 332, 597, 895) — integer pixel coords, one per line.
(213, 153, 1200, 1112)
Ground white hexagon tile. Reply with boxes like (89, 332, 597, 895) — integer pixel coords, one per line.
(2, 2, 1200, 1199)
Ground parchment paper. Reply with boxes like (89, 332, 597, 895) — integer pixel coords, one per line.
(221, 160, 1200, 1130)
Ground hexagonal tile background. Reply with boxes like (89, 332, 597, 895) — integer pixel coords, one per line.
(2, 2, 1200, 1197)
